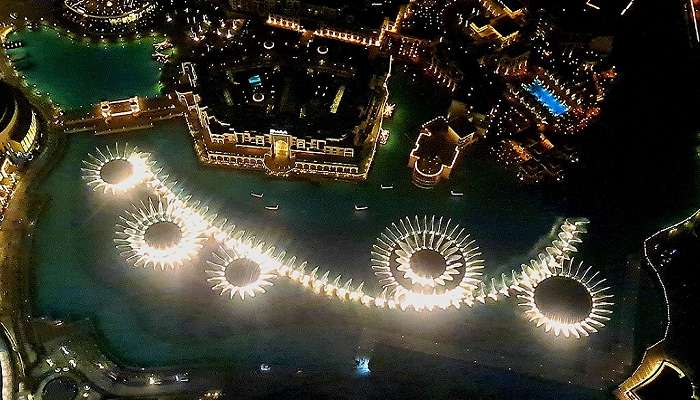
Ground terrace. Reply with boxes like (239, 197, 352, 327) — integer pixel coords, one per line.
(526, 79, 569, 117)
(200, 25, 383, 142)
(408, 117, 467, 188)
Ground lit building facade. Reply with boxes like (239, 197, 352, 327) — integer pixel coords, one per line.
(408, 116, 479, 188)
(0, 155, 18, 219)
(176, 36, 390, 181)
(1, 82, 40, 162)
(177, 91, 366, 179)
(62, 0, 161, 34)
(1, 82, 40, 221)
(468, 0, 526, 48)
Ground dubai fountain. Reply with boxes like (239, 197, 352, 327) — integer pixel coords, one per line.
(81, 143, 614, 339)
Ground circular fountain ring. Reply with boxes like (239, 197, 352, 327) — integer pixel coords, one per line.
(514, 258, 613, 338)
(371, 215, 484, 310)
(206, 238, 278, 300)
(81, 143, 152, 195)
(99, 158, 134, 185)
(114, 196, 207, 270)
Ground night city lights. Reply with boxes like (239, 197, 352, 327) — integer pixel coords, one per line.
(0, 0, 697, 399)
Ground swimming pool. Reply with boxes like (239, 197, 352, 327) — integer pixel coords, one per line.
(526, 79, 569, 117)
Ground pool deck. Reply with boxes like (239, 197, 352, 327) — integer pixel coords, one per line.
(527, 80, 569, 117)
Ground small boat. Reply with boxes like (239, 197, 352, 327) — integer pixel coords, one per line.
(354, 205, 369, 211)
(450, 190, 464, 196)
(380, 184, 394, 190)
(251, 192, 264, 198)
(265, 205, 279, 211)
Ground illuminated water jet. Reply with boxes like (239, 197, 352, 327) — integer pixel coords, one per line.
(513, 257, 614, 338)
(115, 196, 207, 269)
(371, 215, 484, 311)
(81, 143, 153, 195)
(206, 237, 279, 300)
(84, 143, 610, 328)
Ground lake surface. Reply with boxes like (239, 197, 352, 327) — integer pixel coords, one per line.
(15, 21, 699, 399)
(6, 27, 162, 110)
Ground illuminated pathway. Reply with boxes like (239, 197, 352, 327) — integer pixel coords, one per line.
(615, 209, 700, 399)
(81, 143, 614, 338)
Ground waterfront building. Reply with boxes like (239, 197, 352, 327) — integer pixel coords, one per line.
(62, 0, 162, 35)
(1, 82, 41, 221)
(100, 97, 142, 120)
(0, 155, 18, 217)
(408, 116, 479, 188)
(1, 82, 40, 162)
(176, 23, 390, 180)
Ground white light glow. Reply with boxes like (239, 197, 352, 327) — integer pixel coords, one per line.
(115, 196, 207, 269)
(206, 235, 280, 300)
(81, 143, 152, 195)
(371, 215, 484, 311)
(513, 257, 614, 338)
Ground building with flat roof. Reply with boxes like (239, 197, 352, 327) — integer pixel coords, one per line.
(177, 22, 391, 180)
(1, 81, 39, 161)
(408, 116, 478, 188)
(62, 0, 160, 34)
(99, 97, 142, 120)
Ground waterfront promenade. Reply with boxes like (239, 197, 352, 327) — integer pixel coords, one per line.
(615, 209, 700, 398)
(30, 319, 228, 399)
(1, 20, 69, 397)
(63, 95, 185, 135)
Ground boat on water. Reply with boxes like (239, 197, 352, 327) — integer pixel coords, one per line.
(251, 192, 264, 198)
(450, 190, 464, 196)
(354, 205, 369, 211)
(265, 205, 279, 210)
(380, 184, 394, 190)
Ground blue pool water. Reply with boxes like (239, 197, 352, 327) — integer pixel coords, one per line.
(527, 80, 568, 117)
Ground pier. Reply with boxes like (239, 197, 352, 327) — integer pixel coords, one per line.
(62, 94, 185, 135)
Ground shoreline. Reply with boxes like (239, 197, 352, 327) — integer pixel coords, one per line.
(0, 7, 695, 398)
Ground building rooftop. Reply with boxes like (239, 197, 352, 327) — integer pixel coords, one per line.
(63, 0, 155, 18)
(199, 23, 388, 141)
(491, 16, 520, 37)
(470, 13, 491, 28)
(1, 82, 35, 146)
(498, 0, 524, 13)
(411, 118, 461, 175)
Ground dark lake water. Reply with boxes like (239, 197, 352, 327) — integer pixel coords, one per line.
(13, 6, 699, 398)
